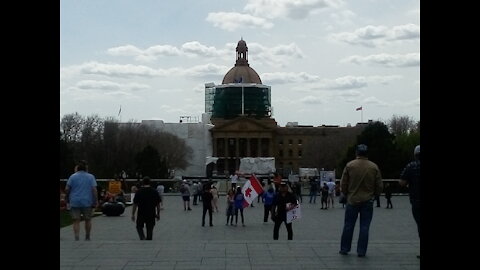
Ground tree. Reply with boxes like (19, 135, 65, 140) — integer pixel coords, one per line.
(337, 121, 399, 178)
(135, 145, 161, 178)
(388, 115, 416, 136)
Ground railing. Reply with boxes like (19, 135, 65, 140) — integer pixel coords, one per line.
(60, 178, 408, 195)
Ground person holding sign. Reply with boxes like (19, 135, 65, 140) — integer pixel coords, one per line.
(271, 182, 297, 240)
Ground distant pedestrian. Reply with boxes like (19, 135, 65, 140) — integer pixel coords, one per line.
(399, 145, 420, 259)
(374, 194, 381, 207)
(263, 187, 276, 222)
(65, 160, 98, 241)
(271, 182, 298, 240)
(180, 180, 192, 211)
(231, 172, 239, 190)
(292, 181, 302, 203)
(326, 178, 336, 208)
(339, 144, 383, 257)
(234, 186, 245, 226)
(131, 176, 161, 240)
(320, 183, 329, 209)
(309, 179, 318, 203)
(211, 186, 219, 212)
(192, 182, 199, 205)
(384, 183, 393, 209)
(202, 185, 214, 226)
(225, 189, 235, 225)
(156, 183, 165, 209)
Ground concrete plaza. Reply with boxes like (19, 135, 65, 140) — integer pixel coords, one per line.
(60, 194, 420, 269)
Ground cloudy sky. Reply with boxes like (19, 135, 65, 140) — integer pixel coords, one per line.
(60, 0, 419, 127)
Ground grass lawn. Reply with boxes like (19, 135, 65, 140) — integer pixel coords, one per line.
(60, 210, 103, 228)
(60, 205, 130, 228)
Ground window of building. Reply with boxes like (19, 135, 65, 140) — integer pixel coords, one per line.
(250, 138, 258, 157)
(288, 149, 293, 157)
(217, 138, 225, 157)
(279, 140, 283, 145)
(298, 150, 302, 158)
(298, 139, 302, 145)
(261, 138, 270, 156)
(239, 138, 247, 157)
(279, 150, 283, 157)
(288, 139, 293, 145)
(228, 138, 236, 157)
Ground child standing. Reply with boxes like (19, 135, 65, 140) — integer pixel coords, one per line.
(225, 189, 235, 225)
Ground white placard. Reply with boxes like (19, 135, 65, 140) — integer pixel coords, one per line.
(286, 202, 301, 223)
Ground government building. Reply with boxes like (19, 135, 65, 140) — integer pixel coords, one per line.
(203, 39, 367, 177)
(130, 39, 368, 178)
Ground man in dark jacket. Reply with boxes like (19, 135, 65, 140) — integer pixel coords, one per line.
(271, 182, 297, 240)
(400, 145, 421, 258)
(201, 185, 214, 227)
(131, 176, 160, 240)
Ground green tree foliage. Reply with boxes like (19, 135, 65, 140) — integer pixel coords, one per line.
(59, 132, 75, 178)
(336, 121, 398, 178)
(336, 117, 420, 179)
(60, 113, 193, 179)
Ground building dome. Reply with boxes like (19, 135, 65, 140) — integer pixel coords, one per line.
(222, 39, 262, 84)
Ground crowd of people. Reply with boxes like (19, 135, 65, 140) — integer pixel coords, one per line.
(61, 144, 420, 258)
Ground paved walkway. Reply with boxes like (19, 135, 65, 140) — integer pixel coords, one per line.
(60, 195, 420, 269)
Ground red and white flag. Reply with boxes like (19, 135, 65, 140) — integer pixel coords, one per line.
(356, 106, 362, 111)
(241, 174, 263, 208)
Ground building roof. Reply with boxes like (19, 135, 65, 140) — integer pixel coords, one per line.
(222, 39, 262, 84)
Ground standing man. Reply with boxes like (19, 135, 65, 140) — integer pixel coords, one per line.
(271, 182, 298, 240)
(65, 160, 98, 241)
(230, 172, 239, 190)
(339, 144, 383, 257)
(326, 178, 336, 208)
(156, 182, 165, 209)
(131, 176, 161, 240)
(201, 185, 214, 226)
(399, 145, 420, 259)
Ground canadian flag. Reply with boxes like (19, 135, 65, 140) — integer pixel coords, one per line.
(241, 174, 263, 208)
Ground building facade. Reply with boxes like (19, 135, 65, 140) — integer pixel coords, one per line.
(206, 39, 367, 177)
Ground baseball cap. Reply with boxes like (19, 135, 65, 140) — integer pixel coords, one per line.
(357, 144, 368, 153)
(414, 145, 420, 155)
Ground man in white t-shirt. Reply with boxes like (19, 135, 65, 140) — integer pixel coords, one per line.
(230, 172, 239, 190)
(326, 178, 336, 208)
(156, 183, 165, 209)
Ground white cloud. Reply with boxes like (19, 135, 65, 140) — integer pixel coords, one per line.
(389, 24, 420, 40)
(363, 96, 390, 106)
(206, 12, 273, 31)
(322, 76, 368, 89)
(182, 63, 229, 77)
(79, 61, 165, 78)
(342, 53, 419, 67)
(244, 0, 342, 20)
(261, 72, 320, 84)
(330, 9, 356, 26)
(337, 90, 362, 97)
(408, 8, 420, 17)
(248, 42, 305, 67)
(181, 41, 224, 57)
(300, 95, 324, 104)
(107, 44, 182, 62)
(330, 24, 419, 47)
(66, 61, 229, 79)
